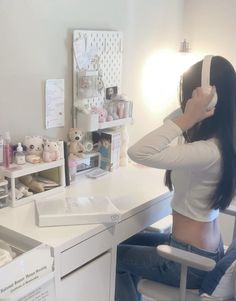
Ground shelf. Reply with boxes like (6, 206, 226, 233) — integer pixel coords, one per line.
(0, 194, 8, 200)
(98, 117, 133, 130)
(76, 111, 133, 132)
(11, 186, 65, 207)
(2, 159, 64, 178)
(2, 159, 65, 208)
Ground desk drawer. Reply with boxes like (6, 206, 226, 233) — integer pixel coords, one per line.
(60, 252, 111, 301)
(60, 228, 113, 277)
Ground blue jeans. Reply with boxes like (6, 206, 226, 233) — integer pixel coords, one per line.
(115, 231, 224, 301)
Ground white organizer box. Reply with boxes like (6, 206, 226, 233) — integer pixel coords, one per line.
(0, 226, 55, 301)
(3, 159, 65, 207)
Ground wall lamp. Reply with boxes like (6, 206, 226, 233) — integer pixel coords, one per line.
(179, 39, 191, 53)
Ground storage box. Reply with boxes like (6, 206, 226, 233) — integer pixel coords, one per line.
(0, 226, 55, 300)
(97, 129, 121, 171)
(35, 195, 121, 227)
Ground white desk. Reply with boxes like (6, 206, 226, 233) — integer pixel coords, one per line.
(0, 163, 172, 301)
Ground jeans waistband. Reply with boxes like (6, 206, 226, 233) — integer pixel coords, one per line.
(169, 234, 224, 261)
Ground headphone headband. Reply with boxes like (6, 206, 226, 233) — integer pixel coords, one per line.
(201, 55, 214, 90)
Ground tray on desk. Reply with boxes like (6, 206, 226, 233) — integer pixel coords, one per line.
(35, 195, 121, 227)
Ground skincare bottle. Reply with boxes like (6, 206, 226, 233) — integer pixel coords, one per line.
(15, 143, 26, 165)
(3, 132, 13, 164)
(3, 135, 10, 169)
(3, 146, 10, 168)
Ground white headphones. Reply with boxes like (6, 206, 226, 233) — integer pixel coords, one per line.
(201, 55, 218, 110)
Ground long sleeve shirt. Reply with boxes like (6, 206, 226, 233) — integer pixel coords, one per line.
(128, 119, 221, 221)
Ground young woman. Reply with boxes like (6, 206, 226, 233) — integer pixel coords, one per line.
(115, 56, 236, 301)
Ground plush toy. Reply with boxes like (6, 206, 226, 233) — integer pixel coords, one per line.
(92, 106, 108, 123)
(68, 128, 86, 159)
(75, 103, 91, 114)
(43, 141, 60, 162)
(24, 136, 43, 163)
(19, 175, 45, 193)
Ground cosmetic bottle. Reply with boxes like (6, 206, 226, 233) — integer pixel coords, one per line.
(3, 135, 10, 169)
(4, 132, 13, 164)
(15, 142, 26, 165)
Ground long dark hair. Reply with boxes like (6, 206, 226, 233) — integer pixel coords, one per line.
(165, 56, 236, 210)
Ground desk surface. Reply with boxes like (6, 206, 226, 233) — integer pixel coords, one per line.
(0, 163, 170, 251)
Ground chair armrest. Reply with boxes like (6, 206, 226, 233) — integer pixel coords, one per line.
(157, 245, 216, 271)
(222, 204, 236, 217)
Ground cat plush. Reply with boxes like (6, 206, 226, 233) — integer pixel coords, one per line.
(43, 141, 60, 162)
(24, 136, 43, 156)
(24, 136, 44, 163)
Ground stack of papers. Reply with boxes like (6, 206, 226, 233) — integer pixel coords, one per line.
(35, 196, 121, 227)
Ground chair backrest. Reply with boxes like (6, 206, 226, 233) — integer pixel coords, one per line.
(138, 203, 236, 301)
(199, 238, 236, 300)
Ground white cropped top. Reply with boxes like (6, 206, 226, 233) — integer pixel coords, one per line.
(128, 119, 221, 222)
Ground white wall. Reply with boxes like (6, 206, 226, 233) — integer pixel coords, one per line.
(183, 0, 236, 246)
(184, 0, 236, 65)
(0, 0, 184, 144)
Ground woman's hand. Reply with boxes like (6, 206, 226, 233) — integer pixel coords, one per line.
(174, 86, 216, 131)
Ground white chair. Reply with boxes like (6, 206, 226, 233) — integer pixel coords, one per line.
(138, 205, 236, 301)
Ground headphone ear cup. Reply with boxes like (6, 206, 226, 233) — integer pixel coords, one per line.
(207, 91, 218, 111)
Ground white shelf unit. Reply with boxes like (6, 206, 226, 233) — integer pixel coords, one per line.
(3, 159, 65, 207)
(76, 111, 132, 132)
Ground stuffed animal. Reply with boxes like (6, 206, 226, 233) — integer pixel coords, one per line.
(68, 128, 86, 159)
(92, 106, 108, 123)
(43, 141, 60, 162)
(19, 175, 45, 193)
(24, 136, 43, 163)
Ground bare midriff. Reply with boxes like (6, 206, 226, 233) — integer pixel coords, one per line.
(172, 210, 221, 252)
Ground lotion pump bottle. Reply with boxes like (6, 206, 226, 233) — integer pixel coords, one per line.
(15, 143, 26, 165)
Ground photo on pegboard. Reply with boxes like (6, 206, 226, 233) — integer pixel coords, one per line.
(106, 86, 118, 100)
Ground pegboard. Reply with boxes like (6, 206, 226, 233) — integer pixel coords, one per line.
(73, 30, 123, 110)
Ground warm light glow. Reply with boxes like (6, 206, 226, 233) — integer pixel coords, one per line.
(142, 49, 200, 111)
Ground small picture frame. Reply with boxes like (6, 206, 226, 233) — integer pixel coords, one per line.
(106, 86, 118, 100)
